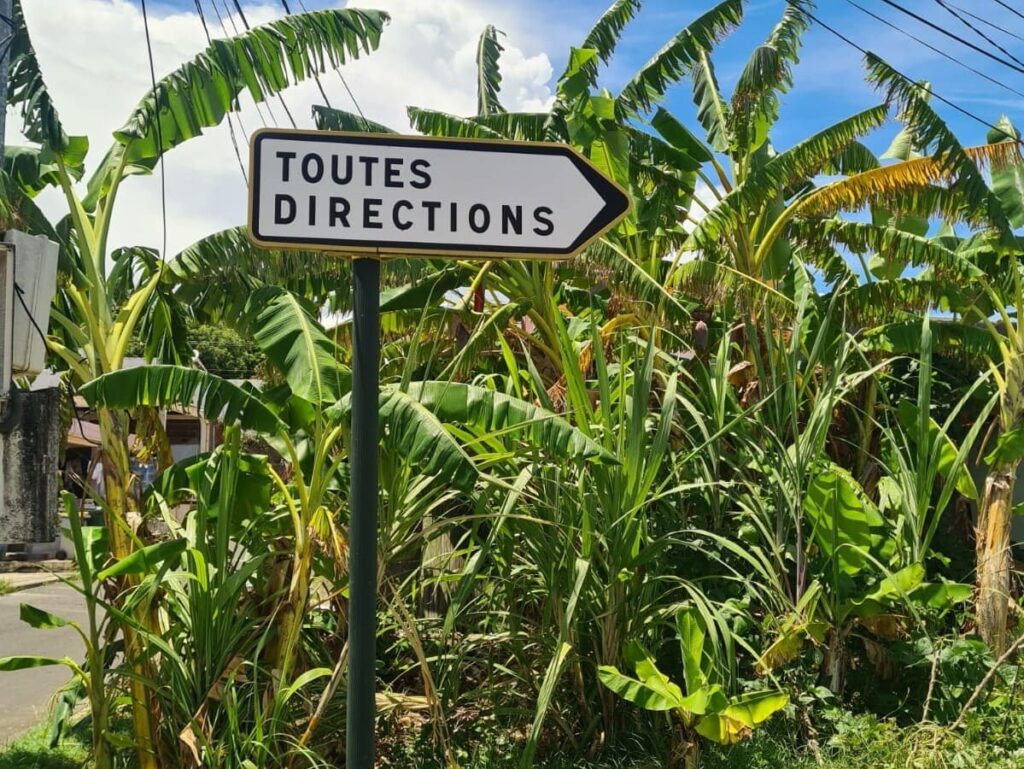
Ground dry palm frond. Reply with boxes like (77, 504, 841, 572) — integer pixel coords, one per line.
(795, 155, 1005, 225)
(545, 312, 640, 408)
(798, 171, 966, 225)
(865, 54, 1016, 230)
(687, 104, 890, 250)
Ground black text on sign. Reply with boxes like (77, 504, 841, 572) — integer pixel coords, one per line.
(248, 130, 631, 259)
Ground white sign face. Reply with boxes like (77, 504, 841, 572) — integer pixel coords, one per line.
(248, 129, 630, 259)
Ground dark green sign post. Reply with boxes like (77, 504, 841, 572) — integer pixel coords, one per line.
(347, 256, 380, 769)
(248, 128, 629, 769)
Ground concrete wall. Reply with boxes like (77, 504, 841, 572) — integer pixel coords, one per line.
(0, 388, 60, 542)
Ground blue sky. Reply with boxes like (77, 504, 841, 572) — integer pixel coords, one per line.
(145, 0, 1024, 151)
(19, 0, 1023, 255)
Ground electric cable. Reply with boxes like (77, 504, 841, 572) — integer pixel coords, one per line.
(933, 0, 1024, 71)
(843, 0, 1024, 100)
(295, 0, 371, 130)
(13, 284, 47, 349)
(211, 0, 272, 127)
(231, 0, 297, 128)
(140, 0, 168, 260)
(875, 0, 1024, 75)
(990, 0, 1024, 23)
(945, 1, 1024, 42)
(278, 0, 333, 109)
(806, 9, 1018, 141)
(195, 0, 248, 183)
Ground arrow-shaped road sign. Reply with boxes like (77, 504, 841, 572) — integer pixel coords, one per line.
(248, 129, 631, 259)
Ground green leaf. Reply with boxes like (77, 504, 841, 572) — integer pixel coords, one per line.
(97, 538, 188, 581)
(865, 55, 1010, 231)
(724, 689, 789, 727)
(476, 25, 506, 116)
(845, 563, 926, 619)
(650, 108, 713, 164)
(402, 381, 616, 464)
(169, 226, 349, 322)
(379, 267, 466, 312)
(80, 365, 285, 435)
(910, 581, 973, 612)
(577, 0, 642, 65)
(687, 105, 889, 251)
(19, 604, 73, 630)
(598, 665, 683, 712)
(730, 1, 811, 154)
(4, 143, 86, 197)
(804, 462, 891, 576)
(676, 607, 708, 694)
(896, 401, 979, 499)
(151, 450, 272, 520)
(8, 0, 86, 168)
(617, 0, 744, 114)
(989, 116, 1024, 228)
(247, 286, 351, 405)
(985, 425, 1024, 468)
(695, 690, 788, 744)
(312, 105, 396, 134)
(0, 656, 72, 672)
(114, 9, 388, 165)
(379, 390, 479, 492)
(406, 107, 503, 140)
(691, 49, 730, 152)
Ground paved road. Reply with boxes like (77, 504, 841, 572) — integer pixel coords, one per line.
(0, 582, 87, 742)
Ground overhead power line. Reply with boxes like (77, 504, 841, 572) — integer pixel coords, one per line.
(875, 0, 1024, 76)
(210, 0, 271, 127)
(806, 9, 1017, 141)
(277, 0, 333, 109)
(843, 0, 1024, 100)
(230, 0, 297, 128)
(139, 0, 168, 259)
(294, 0, 371, 130)
(933, 0, 1024, 71)
(195, 0, 248, 183)
(990, 0, 1024, 23)
(946, 1, 1024, 42)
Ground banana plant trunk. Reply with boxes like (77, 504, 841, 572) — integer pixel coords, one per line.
(976, 463, 1017, 654)
(97, 409, 162, 769)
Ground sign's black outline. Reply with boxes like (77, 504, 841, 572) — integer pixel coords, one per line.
(247, 129, 631, 259)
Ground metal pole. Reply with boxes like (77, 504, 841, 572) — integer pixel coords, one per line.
(0, 0, 13, 406)
(347, 256, 379, 769)
(0, 0, 10, 163)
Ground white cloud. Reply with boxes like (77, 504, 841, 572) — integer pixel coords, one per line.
(10, 0, 555, 257)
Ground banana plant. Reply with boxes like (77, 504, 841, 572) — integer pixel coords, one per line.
(599, 608, 788, 769)
(79, 277, 615, 694)
(756, 460, 974, 695)
(4, 6, 387, 765)
(0, 494, 187, 769)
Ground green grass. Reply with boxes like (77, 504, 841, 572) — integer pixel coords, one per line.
(0, 579, 11, 596)
(0, 726, 88, 769)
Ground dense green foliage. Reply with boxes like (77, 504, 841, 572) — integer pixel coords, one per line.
(4, 1, 1024, 768)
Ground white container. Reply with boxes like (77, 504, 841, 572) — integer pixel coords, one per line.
(3, 229, 59, 376)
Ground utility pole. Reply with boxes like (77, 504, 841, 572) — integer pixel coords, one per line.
(0, 0, 11, 163)
(0, 0, 13, 405)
